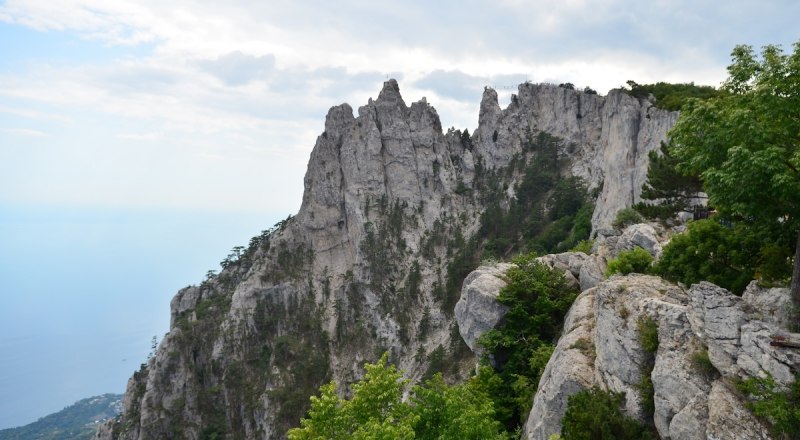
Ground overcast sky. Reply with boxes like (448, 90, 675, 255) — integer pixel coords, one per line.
(1, 0, 798, 429)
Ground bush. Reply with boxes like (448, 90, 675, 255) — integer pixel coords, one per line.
(288, 354, 509, 440)
(570, 239, 594, 254)
(736, 374, 800, 439)
(636, 316, 659, 354)
(478, 255, 578, 429)
(612, 208, 644, 229)
(635, 316, 658, 420)
(606, 248, 653, 276)
(561, 387, 653, 439)
(653, 219, 765, 295)
(691, 349, 717, 379)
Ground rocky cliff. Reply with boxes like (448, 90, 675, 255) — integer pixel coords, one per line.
(455, 223, 797, 439)
(100, 80, 677, 439)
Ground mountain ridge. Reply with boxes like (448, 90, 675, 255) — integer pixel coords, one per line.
(0, 393, 122, 440)
(99, 79, 678, 439)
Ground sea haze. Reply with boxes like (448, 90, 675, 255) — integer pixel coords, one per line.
(0, 204, 284, 429)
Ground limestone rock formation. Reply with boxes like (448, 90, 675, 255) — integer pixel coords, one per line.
(454, 263, 514, 354)
(100, 80, 679, 439)
(522, 275, 791, 440)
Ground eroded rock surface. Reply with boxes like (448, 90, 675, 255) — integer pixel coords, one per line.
(455, 263, 514, 353)
(100, 80, 679, 440)
(523, 275, 785, 440)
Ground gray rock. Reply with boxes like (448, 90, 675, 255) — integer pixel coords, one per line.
(706, 381, 771, 440)
(525, 275, 788, 440)
(615, 223, 662, 258)
(454, 263, 514, 354)
(103, 80, 682, 440)
(742, 281, 794, 329)
(688, 282, 800, 387)
(579, 257, 605, 292)
(524, 290, 596, 439)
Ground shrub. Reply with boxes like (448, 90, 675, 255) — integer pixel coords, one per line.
(636, 316, 659, 354)
(612, 208, 644, 229)
(653, 219, 764, 295)
(570, 239, 594, 254)
(636, 316, 658, 419)
(736, 374, 800, 439)
(478, 255, 578, 429)
(561, 387, 653, 439)
(606, 248, 653, 276)
(690, 349, 717, 379)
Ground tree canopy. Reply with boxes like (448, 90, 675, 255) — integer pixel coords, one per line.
(287, 353, 508, 440)
(663, 42, 800, 302)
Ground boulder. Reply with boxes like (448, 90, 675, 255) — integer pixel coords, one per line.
(454, 263, 514, 354)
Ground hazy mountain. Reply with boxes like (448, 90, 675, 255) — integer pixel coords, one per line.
(0, 394, 122, 440)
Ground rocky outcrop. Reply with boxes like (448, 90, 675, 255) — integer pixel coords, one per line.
(101, 80, 678, 440)
(743, 281, 794, 329)
(454, 263, 514, 354)
(522, 275, 791, 440)
(474, 84, 677, 231)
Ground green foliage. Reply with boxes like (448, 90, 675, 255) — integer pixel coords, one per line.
(478, 255, 578, 429)
(288, 354, 507, 440)
(637, 316, 659, 355)
(653, 219, 779, 295)
(736, 374, 800, 438)
(690, 349, 718, 379)
(622, 80, 723, 111)
(570, 239, 594, 254)
(561, 387, 653, 440)
(606, 248, 653, 277)
(634, 142, 704, 220)
(0, 394, 123, 440)
(635, 316, 658, 419)
(412, 374, 508, 440)
(666, 42, 800, 301)
(612, 208, 644, 230)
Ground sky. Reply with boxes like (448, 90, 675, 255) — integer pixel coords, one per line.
(0, 0, 798, 429)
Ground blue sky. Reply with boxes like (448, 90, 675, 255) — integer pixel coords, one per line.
(0, 0, 798, 429)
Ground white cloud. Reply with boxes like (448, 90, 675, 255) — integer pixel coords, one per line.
(0, 0, 797, 213)
(0, 127, 48, 137)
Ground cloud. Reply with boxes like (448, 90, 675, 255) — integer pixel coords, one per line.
(1, 0, 799, 213)
(197, 51, 275, 86)
(0, 106, 70, 122)
(0, 127, 47, 137)
(414, 70, 488, 103)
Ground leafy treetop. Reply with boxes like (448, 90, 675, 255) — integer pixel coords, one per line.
(667, 42, 800, 304)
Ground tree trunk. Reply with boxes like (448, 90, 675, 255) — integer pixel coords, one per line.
(792, 230, 800, 309)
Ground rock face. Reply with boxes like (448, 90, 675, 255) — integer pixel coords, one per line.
(454, 263, 514, 354)
(100, 81, 678, 440)
(521, 275, 792, 440)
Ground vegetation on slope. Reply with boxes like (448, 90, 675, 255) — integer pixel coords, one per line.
(637, 42, 800, 298)
(477, 255, 578, 430)
(621, 80, 724, 111)
(0, 394, 122, 440)
(560, 387, 653, 440)
(287, 354, 508, 440)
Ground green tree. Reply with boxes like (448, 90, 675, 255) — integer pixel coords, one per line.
(478, 254, 577, 428)
(561, 387, 652, 440)
(412, 374, 507, 440)
(634, 143, 704, 220)
(288, 354, 507, 440)
(667, 42, 800, 304)
(606, 248, 653, 277)
(288, 353, 415, 440)
(653, 219, 770, 294)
